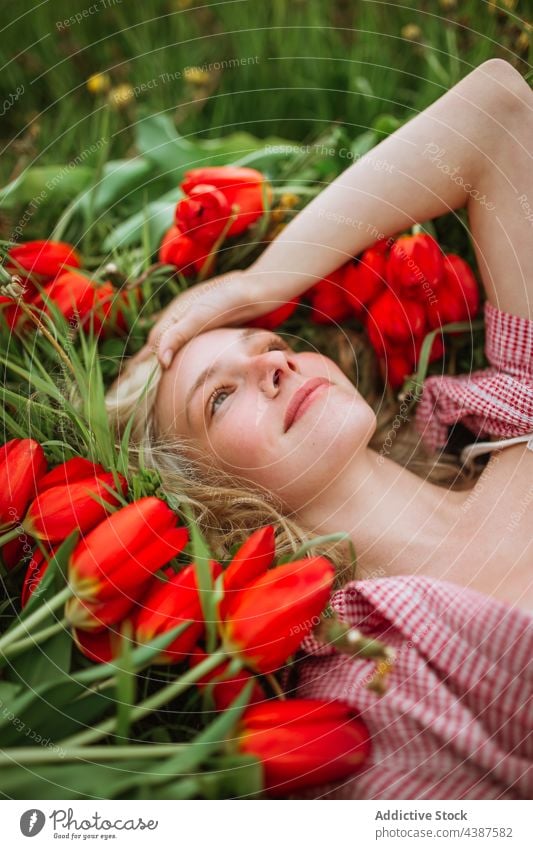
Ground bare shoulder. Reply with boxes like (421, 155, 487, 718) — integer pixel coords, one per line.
(455, 444, 533, 612)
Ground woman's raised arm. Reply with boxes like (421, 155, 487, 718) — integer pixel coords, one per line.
(150, 58, 532, 368)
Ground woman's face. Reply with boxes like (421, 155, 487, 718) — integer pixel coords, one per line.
(155, 327, 376, 511)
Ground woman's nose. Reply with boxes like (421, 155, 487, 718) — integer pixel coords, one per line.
(253, 350, 297, 397)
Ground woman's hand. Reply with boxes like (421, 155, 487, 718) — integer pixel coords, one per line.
(137, 268, 281, 369)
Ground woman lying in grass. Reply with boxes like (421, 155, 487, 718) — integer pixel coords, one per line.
(106, 59, 533, 799)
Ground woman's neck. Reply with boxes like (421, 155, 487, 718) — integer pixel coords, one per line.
(295, 448, 468, 580)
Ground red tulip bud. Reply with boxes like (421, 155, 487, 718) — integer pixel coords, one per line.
(66, 497, 189, 628)
(29, 272, 102, 327)
(0, 439, 48, 526)
(237, 699, 371, 794)
(180, 166, 271, 237)
(307, 268, 352, 325)
(221, 556, 335, 673)
(134, 561, 221, 664)
(343, 247, 387, 316)
(426, 254, 480, 328)
(220, 525, 276, 620)
(387, 233, 444, 295)
(7, 240, 81, 278)
(367, 290, 427, 345)
(176, 184, 231, 244)
(159, 225, 214, 276)
(23, 472, 128, 543)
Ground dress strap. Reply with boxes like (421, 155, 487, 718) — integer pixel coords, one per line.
(460, 432, 533, 465)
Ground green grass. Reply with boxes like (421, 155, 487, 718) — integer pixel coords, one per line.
(1, 0, 530, 190)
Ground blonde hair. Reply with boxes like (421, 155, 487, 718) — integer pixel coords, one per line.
(105, 326, 474, 581)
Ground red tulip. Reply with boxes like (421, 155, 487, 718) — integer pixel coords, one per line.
(37, 457, 108, 493)
(0, 297, 25, 332)
(29, 272, 102, 327)
(237, 699, 371, 794)
(83, 282, 139, 337)
(176, 183, 231, 244)
(380, 345, 415, 390)
(67, 592, 136, 632)
(247, 297, 299, 331)
(307, 268, 352, 324)
(65, 497, 189, 629)
(367, 290, 427, 345)
(426, 254, 479, 328)
(134, 561, 221, 664)
(343, 247, 387, 316)
(220, 525, 275, 619)
(189, 647, 265, 711)
(387, 233, 444, 294)
(7, 240, 81, 278)
(221, 556, 335, 673)
(1, 534, 29, 571)
(0, 439, 48, 526)
(159, 225, 213, 276)
(22, 471, 128, 542)
(21, 546, 54, 608)
(73, 626, 124, 664)
(180, 166, 271, 237)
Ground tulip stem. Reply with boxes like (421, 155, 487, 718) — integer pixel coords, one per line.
(0, 743, 187, 767)
(0, 526, 21, 547)
(59, 648, 229, 748)
(265, 673, 286, 700)
(16, 299, 76, 377)
(0, 585, 72, 652)
(1, 618, 69, 660)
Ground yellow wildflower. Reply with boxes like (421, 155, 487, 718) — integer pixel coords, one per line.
(401, 24, 422, 41)
(86, 73, 111, 95)
(183, 67, 212, 85)
(107, 84, 135, 109)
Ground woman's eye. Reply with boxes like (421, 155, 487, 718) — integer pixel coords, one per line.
(208, 336, 289, 417)
(209, 387, 231, 416)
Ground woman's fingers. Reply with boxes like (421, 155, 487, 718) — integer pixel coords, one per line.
(150, 270, 258, 367)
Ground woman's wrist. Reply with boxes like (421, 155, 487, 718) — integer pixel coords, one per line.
(244, 262, 311, 304)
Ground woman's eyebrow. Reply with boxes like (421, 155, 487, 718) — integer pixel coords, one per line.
(184, 328, 266, 425)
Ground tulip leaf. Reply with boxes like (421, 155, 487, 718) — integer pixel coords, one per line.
(180, 502, 218, 653)
(102, 188, 181, 253)
(147, 754, 262, 800)
(350, 130, 378, 159)
(19, 531, 77, 620)
(0, 165, 93, 211)
(7, 627, 73, 692)
(134, 679, 254, 787)
(114, 620, 136, 742)
(0, 758, 158, 799)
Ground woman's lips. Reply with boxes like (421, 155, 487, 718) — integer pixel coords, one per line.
(284, 378, 331, 432)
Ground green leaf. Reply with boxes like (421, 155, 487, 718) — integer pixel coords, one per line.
(0, 166, 93, 211)
(0, 759, 154, 799)
(102, 187, 181, 253)
(138, 679, 254, 788)
(350, 130, 378, 159)
(114, 621, 136, 742)
(181, 503, 217, 653)
(8, 628, 72, 691)
(371, 114, 402, 138)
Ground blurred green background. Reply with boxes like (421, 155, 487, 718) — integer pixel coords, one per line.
(1, 0, 531, 188)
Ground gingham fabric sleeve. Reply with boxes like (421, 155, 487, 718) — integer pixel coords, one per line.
(415, 301, 533, 453)
(287, 575, 533, 800)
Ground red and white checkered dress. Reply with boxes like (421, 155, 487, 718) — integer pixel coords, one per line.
(289, 303, 533, 799)
(290, 577, 533, 800)
(415, 301, 533, 453)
